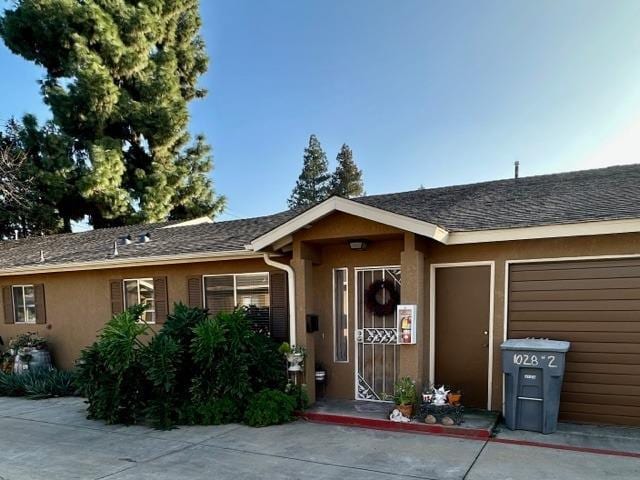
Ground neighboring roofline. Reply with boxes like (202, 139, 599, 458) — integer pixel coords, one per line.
(250, 196, 450, 251)
(0, 250, 262, 277)
(161, 216, 213, 228)
(444, 218, 640, 245)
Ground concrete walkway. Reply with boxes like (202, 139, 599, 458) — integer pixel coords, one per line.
(0, 397, 638, 480)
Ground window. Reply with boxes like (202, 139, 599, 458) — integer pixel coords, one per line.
(123, 278, 155, 323)
(204, 273, 270, 331)
(12, 285, 36, 324)
(333, 268, 348, 362)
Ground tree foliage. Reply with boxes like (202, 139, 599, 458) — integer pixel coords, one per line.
(288, 134, 331, 208)
(0, 0, 225, 229)
(330, 143, 363, 198)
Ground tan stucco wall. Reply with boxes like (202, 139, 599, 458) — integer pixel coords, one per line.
(0, 257, 287, 369)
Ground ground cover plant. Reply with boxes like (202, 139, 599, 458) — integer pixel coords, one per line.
(75, 303, 298, 429)
(0, 369, 76, 399)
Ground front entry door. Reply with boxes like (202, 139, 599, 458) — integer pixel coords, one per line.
(355, 267, 401, 401)
(434, 265, 491, 409)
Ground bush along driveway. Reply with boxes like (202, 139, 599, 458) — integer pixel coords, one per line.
(1, 396, 640, 480)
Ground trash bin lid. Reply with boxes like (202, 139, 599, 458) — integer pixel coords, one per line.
(501, 338, 570, 352)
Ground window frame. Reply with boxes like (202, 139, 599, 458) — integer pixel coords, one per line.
(332, 267, 349, 363)
(11, 284, 36, 325)
(202, 272, 270, 312)
(122, 278, 156, 324)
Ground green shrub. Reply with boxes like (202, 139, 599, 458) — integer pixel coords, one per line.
(77, 303, 290, 429)
(285, 382, 309, 411)
(244, 389, 296, 427)
(0, 369, 76, 399)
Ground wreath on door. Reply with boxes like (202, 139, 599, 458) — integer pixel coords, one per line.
(365, 279, 400, 316)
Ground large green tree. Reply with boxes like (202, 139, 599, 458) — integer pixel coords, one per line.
(288, 134, 331, 209)
(0, 0, 224, 229)
(0, 116, 83, 237)
(330, 143, 363, 198)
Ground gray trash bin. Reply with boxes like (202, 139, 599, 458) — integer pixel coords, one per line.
(501, 338, 570, 434)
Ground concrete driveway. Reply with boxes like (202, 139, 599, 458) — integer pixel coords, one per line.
(0, 397, 638, 480)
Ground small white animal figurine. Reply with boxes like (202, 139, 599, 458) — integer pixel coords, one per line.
(433, 386, 450, 406)
(389, 408, 411, 423)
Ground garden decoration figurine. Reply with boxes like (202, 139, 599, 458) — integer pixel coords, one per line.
(433, 386, 450, 406)
(389, 408, 411, 423)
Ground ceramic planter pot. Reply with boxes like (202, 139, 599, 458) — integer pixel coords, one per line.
(286, 352, 304, 372)
(397, 404, 413, 418)
(448, 393, 462, 406)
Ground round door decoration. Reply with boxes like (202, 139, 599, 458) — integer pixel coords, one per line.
(365, 279, 400, 316)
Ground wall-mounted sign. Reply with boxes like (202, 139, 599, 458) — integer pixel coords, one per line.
(397, 304, 417, 344)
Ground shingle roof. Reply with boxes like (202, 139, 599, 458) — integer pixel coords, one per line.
(1, 163, 639, 272)
(355, 164, 640, 232)
(0, 210, 297, 270)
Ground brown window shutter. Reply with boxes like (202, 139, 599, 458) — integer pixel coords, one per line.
(34, 284, 47, 324)
(187, 276, 203, 309)
(269, 271, 289, 341)
(153, 276, 169, 323)
(3, 286, 14, 324)
(110, 279, 124, 316)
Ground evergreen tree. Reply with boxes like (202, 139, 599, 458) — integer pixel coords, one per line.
(0, 116, 83, 237)
(288, 134, 331, 208)
(0, 0, 224, 229)
(330, 144, 363, 198)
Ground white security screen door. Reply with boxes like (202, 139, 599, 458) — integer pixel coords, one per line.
(355, 267, 401, 401)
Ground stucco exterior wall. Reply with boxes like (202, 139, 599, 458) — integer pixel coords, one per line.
(0, 257, 287, 369)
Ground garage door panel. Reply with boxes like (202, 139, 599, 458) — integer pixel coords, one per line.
(511, 277, 640, 292)
(510, 266, 640, 282)
(511, 259, 640, 272)
(508, 258, 640, 426)
(510, 321, 640, 333)
(510, 331, 640, 343)
(510, 288, 640, 302)
(510, 299, 640, 311)
(562, 392, 640, 408)
(562, 382, 640, 396)
(509, 310, 640, 321)
(564, 362, 640, 375)
(568, 352, 640, 364)
(560, 412, 640, 427)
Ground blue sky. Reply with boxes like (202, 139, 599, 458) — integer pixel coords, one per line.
(1, 1, 640, 221)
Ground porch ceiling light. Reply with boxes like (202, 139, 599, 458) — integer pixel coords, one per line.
(348, 239, 368, 251)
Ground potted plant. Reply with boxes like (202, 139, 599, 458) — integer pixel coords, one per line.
(392, 376, 417, 418)
(9, 332, 51, 374)
(279, 342, 306, 372)
(448, 388, 462, 406)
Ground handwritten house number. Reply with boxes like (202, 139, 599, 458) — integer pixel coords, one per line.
(513, 353, 557, 368)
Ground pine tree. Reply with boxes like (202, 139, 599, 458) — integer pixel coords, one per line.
(330, 144, 363, 198)
(288, 135, 331, 208)
(0, 116, 83, 237)
(0, 0, 224, 229)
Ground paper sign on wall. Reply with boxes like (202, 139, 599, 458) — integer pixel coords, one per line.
(397, 304, 417, 344)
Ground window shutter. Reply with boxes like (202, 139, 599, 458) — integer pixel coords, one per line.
(187, 276, 203, 309)
(153, 276, 169, 323)
(269, 271, 289, 341)
(34, 284, 46, 325)
(3, 286, 14, 324)
(110, 279, 124, 316)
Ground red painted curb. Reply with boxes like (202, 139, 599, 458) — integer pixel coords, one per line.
(302, 411, 492, 439)
(489, 437, 640, 459)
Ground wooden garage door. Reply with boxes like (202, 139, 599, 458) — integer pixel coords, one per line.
(508, 259, 640, 426)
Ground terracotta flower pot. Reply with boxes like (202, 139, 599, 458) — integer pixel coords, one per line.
(448, 393, 462, 406)
(397, 404, 413, 418)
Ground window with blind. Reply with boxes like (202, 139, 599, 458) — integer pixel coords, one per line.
(333, 268, 348, 362)
(123, 278, 155, 323)
(12, 285, 36, 324)
(204, 273, 270, 332)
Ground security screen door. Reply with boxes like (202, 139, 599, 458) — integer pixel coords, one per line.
(355, 267, 401, 401)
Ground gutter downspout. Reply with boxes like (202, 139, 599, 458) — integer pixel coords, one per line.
(263, 253, 297, 347)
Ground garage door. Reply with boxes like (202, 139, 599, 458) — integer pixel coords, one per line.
(508, 258, 640, 426)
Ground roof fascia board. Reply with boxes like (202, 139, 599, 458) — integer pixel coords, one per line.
(446, 218, 640, 245)
(0, 250, 262, 277)
(250, 197, 449, 251)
